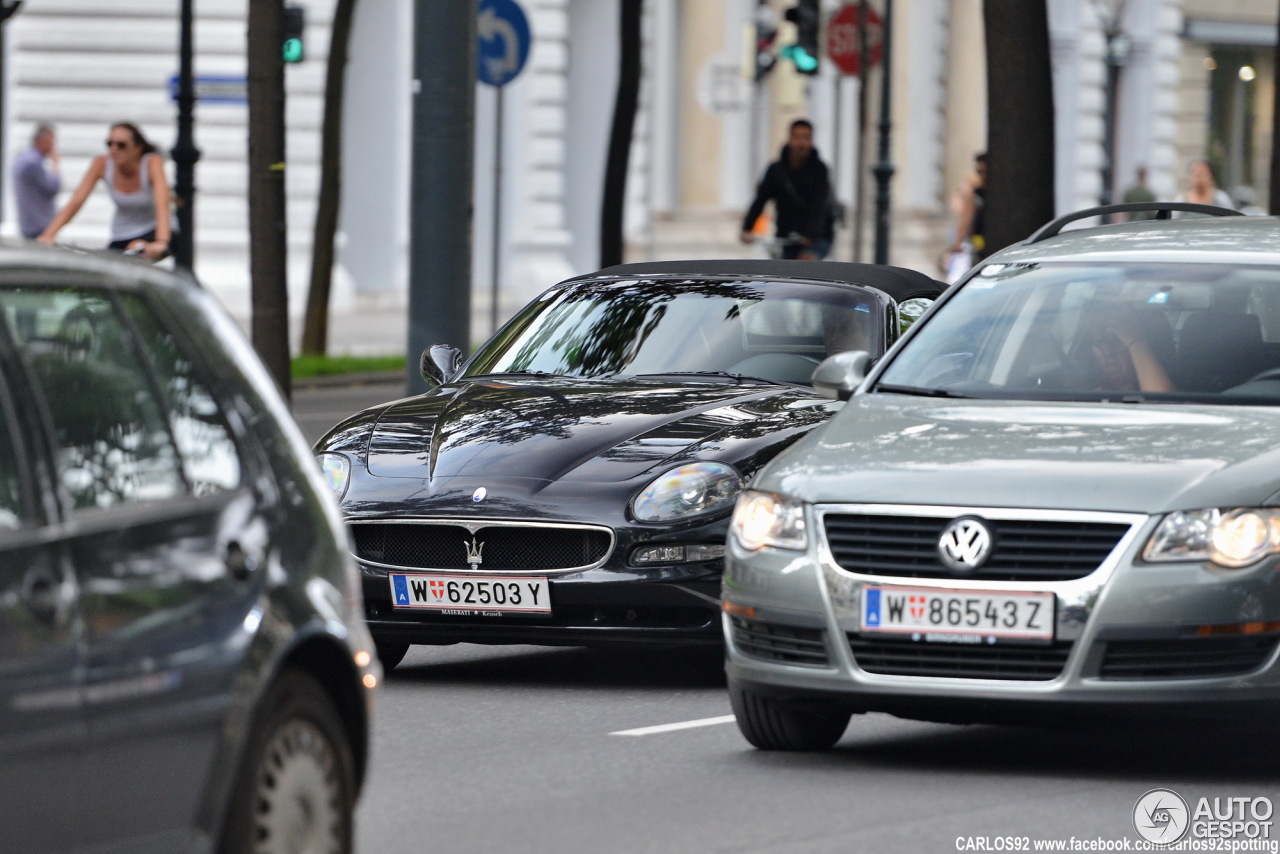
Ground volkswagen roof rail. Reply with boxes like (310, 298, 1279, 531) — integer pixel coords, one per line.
(1022, 202, 1244, 246)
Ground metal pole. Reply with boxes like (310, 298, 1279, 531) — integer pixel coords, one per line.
(0, 3, 24, 228)
(490, 87, 503, 334)
(408, 0, 477, 395)
(832, 74, 843, 259)
(173, 0, 200, 273)
(852, 0, 869, 263)
(871, 0, 894, 265)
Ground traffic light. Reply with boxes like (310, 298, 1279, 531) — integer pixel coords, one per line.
(283, 6, 305, 63)
(755, 17, 778, 81)
(782, 0, 821, 75)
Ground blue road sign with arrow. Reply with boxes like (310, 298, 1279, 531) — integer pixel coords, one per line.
(478, 0, 531, 87)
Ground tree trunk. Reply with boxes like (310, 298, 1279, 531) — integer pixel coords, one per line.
(1271, 8, 1280, 213)
(301, 0, 357, 357)
(247, 0, 291, 399)
(599, 0, 642, 268)
(981, 0, 1055, 258)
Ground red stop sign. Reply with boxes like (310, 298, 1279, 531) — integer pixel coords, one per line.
(827, 3, 883, 76)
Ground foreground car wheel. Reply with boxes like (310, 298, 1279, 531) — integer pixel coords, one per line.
(730, 682, 850, 751)
(220, 668, 356, 854)
(376, 642, 409, 671)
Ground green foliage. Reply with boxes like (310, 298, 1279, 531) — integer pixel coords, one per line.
(291, 354, 405, 379)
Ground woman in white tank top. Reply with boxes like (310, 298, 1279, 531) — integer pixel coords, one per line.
(38, 122, 172, 260)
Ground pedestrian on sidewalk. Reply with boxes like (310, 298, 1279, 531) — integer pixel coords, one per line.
(739, 119, 835, 260)
(943, 151, 985, 280)
(12, 122, 61, 240)
(1173, 159, 1234, 215)
(1117, 165, 1158, 222)
(38, 122, 173, 260)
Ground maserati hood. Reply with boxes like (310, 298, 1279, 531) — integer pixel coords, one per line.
(359, 377, 835, 485)
(762, 393, 1280, 514)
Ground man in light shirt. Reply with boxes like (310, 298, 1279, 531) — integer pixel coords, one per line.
(12, 123, 60, 239)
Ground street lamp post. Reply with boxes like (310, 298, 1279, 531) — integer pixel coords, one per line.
(172, 0, 200, 273)
(871, 0, 894, 265)
(1101, 30, 1130, 211)
(0, 1, 24, 224)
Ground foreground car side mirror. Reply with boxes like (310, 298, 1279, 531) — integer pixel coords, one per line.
(420, 345, 463, 386)
(812, 350, 872, 401)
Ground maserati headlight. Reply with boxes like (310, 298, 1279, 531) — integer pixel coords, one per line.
(631, 462, 742, 523)
(316, 453, 351, 501)
(1144, 508, 1280, 568)
(730, 490, 807, 551)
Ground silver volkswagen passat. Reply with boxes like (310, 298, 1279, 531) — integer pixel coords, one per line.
(724, 203, 1280, 750)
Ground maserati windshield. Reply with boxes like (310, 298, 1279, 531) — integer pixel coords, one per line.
(465, 279, 881, 385)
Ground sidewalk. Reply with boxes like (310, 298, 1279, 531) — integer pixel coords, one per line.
(230, 305, 412, 359)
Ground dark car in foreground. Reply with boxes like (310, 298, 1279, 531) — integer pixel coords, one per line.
(315, 260, 944, 668)
(0, 245, 378, 852)
(724, 203, 1280, 750)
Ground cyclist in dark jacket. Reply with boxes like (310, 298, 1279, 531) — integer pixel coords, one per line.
(739, 119, 835, 259)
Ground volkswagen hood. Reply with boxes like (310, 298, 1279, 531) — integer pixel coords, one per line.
(756, 393, 1280, 514)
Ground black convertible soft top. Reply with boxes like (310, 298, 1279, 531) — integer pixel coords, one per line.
(586, 259, 948, 304)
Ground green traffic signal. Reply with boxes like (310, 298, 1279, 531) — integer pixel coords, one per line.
(282, 6, 305, 63)
(780, 43, 818, 73)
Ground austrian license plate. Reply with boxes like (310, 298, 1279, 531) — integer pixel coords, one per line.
(861, 585, 1054, 642)
(389, 573, 551, 616)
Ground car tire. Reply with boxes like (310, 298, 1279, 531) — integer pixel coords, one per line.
(219, 668, 356, 854)
(729, 682, 850, 751)
(375, 642, 409, 671)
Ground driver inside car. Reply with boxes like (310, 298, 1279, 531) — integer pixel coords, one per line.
(1086, 308, 1176, 393)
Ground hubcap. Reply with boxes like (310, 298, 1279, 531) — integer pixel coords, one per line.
(252, 718, 343, 854)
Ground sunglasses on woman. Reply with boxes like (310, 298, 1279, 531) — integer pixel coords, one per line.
(105, 139, 130, 150)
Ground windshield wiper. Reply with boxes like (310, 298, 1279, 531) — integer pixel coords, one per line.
(874, 383, 976, 399)
(634, 371, 777, 385)
(471, 370, 560, 380)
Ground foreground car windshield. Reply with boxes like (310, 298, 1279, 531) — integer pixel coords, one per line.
(878, 262, 1280, 402)
(465, 279, 881, 383)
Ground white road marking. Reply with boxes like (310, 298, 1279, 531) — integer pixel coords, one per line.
(610, 714, 736, 737)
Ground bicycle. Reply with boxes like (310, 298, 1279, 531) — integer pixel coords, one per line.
(751, 232, 820, 260)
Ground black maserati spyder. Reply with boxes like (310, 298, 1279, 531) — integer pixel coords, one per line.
(315, 260, 945, 668)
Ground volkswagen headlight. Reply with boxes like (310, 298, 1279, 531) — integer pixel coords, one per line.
(1144, 508, 1280, 568)
(730, 490, 807, 551)
(316, 453, 351, 501)
(631, 462, 742, 523)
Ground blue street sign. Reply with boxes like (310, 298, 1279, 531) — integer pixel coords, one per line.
(168, 73, 248, 104)
(477, 0, 531, 87)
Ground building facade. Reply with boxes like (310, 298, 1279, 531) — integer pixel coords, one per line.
(2, 0, 1275, 350)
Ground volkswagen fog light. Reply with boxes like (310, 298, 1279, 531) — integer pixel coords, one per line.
(632, 462, 742, 523)
(317, 453, 351, 501)
(1144, 508, 1280, 568)
(730, 490, 806, 551)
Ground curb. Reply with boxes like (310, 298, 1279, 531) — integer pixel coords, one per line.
(292, 370, 405, 391)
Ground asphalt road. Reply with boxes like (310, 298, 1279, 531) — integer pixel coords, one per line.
(292, 376, 406, 446)
(291, 383, 1280, 854)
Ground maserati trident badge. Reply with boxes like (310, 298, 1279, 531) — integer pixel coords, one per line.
(937, 517, 993, 572)
(472, 487, 487, 503)
(464, 537, 485, 570)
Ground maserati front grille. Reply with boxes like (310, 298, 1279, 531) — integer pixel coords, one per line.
(351, 521, 613, 572)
